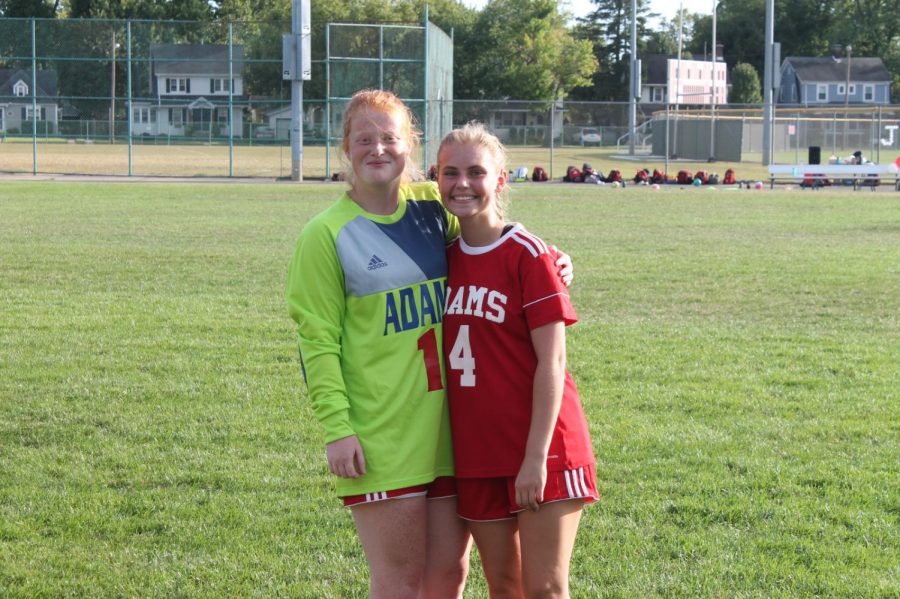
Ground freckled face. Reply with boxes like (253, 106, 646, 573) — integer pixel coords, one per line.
(347, 108, 410, 187)
(437, 144, 505, 222)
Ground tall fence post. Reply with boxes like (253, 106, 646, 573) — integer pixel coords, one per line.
(324, 24, 331, 180)
(31, 18, 38, 174)
(875, 107, 880, 164)
(549, 101, 555, 178)
(228, 22, 234, 178)
(127, 20, 133, 176)
(829, 112, 834, 156)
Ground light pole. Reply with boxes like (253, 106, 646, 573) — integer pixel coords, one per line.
(673, 0, 684, 158)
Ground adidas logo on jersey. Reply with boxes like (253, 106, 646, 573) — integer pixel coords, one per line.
(367, 255, 388, 271)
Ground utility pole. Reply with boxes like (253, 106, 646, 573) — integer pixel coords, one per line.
(288, 0, 311, 181)
(762, 0, 774, 165)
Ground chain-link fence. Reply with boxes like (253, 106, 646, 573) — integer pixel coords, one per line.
(3, 17, 900, 179)
(648, 105, 900, 166)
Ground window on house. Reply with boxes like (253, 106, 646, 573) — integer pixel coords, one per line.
(169, 108, 184, 126)
(848, 84, 856, 95)
(652, 87, 665, 103)
(817, 84, 828, 102)
(133, 108, 156, 124)
(166, 78, 188, 93)
(13, 81, 28, 97)
(22, 106, 45, 121)
(216, 109, 228, 123)
(211, 78, 231, 93)
(864, 85, 874, 102)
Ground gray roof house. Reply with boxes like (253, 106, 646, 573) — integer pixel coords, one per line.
(0, 68, 60, 134)
(130, 43, 247, 137)
(777, 56, 892, 105)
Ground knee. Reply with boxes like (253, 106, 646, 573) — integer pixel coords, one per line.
(523, 577, 567, 599)
(371, 568, 422, 599)
(422, 557, 468, 599)
(371, 558, 425, 598)
(485, 571, 524, 599)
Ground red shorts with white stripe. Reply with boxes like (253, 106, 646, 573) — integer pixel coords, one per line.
(342, 476, 457, 508)
(456, 465, 599, 522)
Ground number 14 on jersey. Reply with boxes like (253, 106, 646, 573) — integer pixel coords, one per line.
(417, 325, 476, 390)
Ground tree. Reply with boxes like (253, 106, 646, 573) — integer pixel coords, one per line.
(728, 62, 761, 104)
(0, 0, 60, 17)
(572, 0, 655, 101)
(457, 0, 596, 100)
(643, 5, 701, 60)
(66, 0, 214, 20)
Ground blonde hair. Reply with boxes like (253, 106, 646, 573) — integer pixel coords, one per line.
(437, 122, 510, 218)
(341, 89, 422, 185)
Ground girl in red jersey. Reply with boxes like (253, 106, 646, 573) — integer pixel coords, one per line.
(437, 123, 599, 598)
(288, 90, 575, 599)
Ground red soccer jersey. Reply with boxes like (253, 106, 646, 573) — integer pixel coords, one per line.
(443, 224, 595, 478)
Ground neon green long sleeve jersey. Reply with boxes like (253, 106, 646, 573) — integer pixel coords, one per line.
(286, 182, 459, 497)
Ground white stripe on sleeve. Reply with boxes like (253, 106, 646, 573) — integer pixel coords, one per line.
(517, 229, 549, 253)
(511, 233, 540, 257)
(522, 291, 568, 309)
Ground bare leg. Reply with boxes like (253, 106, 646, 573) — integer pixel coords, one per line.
(517, 500, 584, 599)
(421, 497, 472, 599)
(351, 496, 427, 599)
(468, 519, 524, 599)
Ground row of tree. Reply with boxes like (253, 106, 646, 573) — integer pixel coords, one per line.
(2, 0, 898, 103)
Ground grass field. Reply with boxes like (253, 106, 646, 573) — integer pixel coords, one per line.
(0, 137, 766, 182)
(1, 181, 897, 597)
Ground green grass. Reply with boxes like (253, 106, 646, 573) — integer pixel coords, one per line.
(1, 182, 897, 597)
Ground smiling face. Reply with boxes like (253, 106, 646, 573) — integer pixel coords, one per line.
(437, 142, 506, 224)
(346, 107, 411, 189)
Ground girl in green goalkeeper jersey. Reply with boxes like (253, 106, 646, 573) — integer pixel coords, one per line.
(286, 90, 572, 598)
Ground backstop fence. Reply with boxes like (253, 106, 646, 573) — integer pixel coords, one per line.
(2, 17, 900, 179)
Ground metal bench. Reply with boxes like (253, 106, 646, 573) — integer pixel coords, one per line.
(767, 164, 900, 191)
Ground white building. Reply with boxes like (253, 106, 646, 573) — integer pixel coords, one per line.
(641, 55, 728, 107)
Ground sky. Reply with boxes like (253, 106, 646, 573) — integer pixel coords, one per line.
(460, 0, 714, 26)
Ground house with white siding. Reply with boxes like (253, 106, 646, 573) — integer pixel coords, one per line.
(0, 68, 59, 134)
(130, 44, 247, 137)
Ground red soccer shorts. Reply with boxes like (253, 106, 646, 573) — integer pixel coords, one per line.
(342, 475, 457, 507)
(456, 465, 599, 521)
